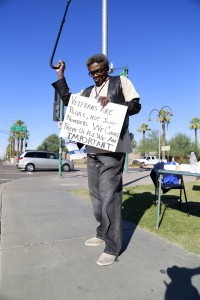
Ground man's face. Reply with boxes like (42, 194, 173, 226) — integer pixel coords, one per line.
(88, 62, 108, 87)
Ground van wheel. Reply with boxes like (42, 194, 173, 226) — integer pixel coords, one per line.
(25, 163, 35, 172)
(62, 163, 70, 172)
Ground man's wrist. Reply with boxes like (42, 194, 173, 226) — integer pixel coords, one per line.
(57, 73, 64, 79)
(57, 72, 65, 79)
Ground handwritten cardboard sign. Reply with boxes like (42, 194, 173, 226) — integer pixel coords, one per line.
(59, 94, 127, 152)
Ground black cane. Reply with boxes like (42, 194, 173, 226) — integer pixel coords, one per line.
(49, 0, 72, 69)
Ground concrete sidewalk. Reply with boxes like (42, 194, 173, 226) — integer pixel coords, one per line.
(0, 175, 200, 300)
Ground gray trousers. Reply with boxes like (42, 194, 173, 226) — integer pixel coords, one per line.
(87, 153, 125, 256)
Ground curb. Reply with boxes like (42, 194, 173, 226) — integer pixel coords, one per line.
(0, 182, 9, 235)
(0, 182, 9, 196)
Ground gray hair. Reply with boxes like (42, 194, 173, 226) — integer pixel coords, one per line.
(86, 54, 109, 70)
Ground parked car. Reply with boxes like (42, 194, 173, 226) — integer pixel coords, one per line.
(17, 150, 74, 172)
(132, 155, 167, 166)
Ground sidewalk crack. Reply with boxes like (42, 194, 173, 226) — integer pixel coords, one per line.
(0, 234, 93, 251)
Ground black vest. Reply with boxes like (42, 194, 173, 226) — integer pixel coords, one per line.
(82, 76, 128, 138)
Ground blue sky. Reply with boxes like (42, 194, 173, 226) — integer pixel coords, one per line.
(0, 0, 200, 159)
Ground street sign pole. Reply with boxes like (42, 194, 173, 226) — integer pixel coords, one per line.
(58, 97, 64, 177)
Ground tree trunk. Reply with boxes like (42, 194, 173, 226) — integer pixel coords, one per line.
(162, 122, 166, 160)
(143, 131, 145, 154)
(194, 129, 198, 147)
(12, 136, 15, 158)
(17, 139, 20, 157)
(11, 140, 14, 158)
(20, 139, 24, 153)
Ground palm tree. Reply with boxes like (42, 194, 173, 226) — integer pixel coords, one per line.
(9, 130, 15, 159)
(137, 123, 151, 154)
(8, 134, 15, 160)
(158, 110, 172, 160)
(189, 117, 200, 150)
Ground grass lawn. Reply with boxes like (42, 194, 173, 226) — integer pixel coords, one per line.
(68, 180, 200, 255)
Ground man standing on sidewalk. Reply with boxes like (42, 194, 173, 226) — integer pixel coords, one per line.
(52, 54, 141, 266)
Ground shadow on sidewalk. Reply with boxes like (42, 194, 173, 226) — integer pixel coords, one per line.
(120, 220, 137, 255)
(120, 190, 154, 255)
(164, 265, 200, 300)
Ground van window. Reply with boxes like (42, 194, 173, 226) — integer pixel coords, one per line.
(35, 152, 48, 159)
(25, 152, 35, 158)
(48, 153, 57, 159)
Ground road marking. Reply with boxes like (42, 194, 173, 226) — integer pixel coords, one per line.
(59, 183, 80, 186)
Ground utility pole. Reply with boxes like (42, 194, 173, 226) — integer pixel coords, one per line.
(102, 2, 129, 173)
(102, 0, 108, 55)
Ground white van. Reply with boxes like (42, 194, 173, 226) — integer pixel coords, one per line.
(17, 150, 74, 172)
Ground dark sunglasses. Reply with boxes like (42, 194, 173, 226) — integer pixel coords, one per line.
(88, 67, 107, 77)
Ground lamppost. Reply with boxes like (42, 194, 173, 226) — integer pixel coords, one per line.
(148, 106, 173, 161)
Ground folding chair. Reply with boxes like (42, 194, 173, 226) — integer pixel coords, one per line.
(150, 162, 189, 214)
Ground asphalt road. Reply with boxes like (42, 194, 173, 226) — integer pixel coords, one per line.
(1, 161, 197, 189)
(0, 163, 86, 184)
(0, 162, 153, 187)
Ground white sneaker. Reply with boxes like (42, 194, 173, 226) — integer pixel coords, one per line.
(96, 253, 116, 266)
(85, 237, 105, 246)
